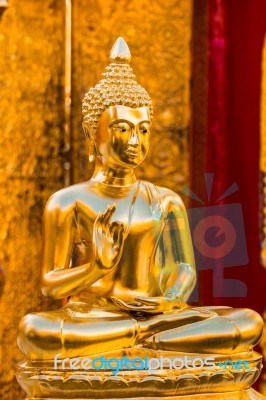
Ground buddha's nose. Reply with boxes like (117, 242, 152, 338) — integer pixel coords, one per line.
(128, 128, 139, 146)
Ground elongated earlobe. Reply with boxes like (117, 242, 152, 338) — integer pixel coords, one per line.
(82, 122, 95, 162)
(83, 122, 102, 163)
(82, 122, 93, 140)
(87, 139, 96, 163)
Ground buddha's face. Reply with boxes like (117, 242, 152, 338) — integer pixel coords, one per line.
(95, 105, 151, 168)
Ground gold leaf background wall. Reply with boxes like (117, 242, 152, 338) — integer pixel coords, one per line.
(0, 1, 192, 398)
(0, 1, 65, 398)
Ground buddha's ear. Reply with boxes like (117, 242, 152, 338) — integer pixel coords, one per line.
(82, 121, 95, 141)
(82, 122, 102, 163)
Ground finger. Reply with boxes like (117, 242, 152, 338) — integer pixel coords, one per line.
(94, 212, 104, 230)
(102, 204, 116, 225)
(111, 297, 134, 310)
(111, 297, 159, 312)
(109, 221, 126, 243)
(133, 305, 159, 312)
(95, 212, 108, 238)
(134, 296, 159, 306)
(140, 308, 163, 315)
(115, 223, 126, 244)
(111, 297, 151, 311)
(109, 221, 123, 234)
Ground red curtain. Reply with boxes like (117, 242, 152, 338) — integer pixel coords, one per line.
(193, 0, 266, 315)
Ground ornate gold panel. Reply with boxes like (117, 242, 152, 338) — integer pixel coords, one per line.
(0, 1, 65, 399)
(71, 0, 192, 193)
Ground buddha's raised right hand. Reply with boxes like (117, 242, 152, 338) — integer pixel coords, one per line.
(92, 204, 126, 270)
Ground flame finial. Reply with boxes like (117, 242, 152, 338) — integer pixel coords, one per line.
(110, 37, 131, 63)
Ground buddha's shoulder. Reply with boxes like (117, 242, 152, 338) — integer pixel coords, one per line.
(140, 180, 185, 209)
(44, 182, 90, 211)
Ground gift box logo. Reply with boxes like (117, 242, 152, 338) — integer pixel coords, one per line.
(183, 173, 248, 299)
(187, 203, 248, 268)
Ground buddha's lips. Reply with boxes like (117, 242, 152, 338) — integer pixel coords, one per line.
(125, 147, 139, 157)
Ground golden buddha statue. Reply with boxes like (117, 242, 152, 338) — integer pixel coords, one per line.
(16, 38, 265, 400)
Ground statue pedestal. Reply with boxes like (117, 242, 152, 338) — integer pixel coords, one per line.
(17, 351, 264, 400)
(22, 392, 265, 400)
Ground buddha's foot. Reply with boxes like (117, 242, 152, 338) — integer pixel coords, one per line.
(17, 350, 264, 399)
(141, 308, 264, 355)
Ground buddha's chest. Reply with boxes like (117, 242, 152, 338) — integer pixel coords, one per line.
(74, 186, 164, 296)
(76, 190, 163, 238)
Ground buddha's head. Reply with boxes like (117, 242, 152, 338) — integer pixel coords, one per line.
(82, 37, 153, 169)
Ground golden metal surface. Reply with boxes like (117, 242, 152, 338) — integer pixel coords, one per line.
(16, 40, 264, 399)
(0, 1, 65, 399)
(71, 0, 192, 191)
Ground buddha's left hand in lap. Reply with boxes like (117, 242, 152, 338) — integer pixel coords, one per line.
(111, 295, 186, 314)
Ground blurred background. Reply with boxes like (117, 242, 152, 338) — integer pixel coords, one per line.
(0, 0, 266, 398)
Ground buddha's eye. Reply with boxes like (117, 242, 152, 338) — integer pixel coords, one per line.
(139, 125, 149, 134)
(112, 123, 130, 133)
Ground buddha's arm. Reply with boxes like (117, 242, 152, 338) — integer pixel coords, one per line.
(41, 195, 94, 299)
(41, 197, 125, 299)
(157, 192, 196, 303)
